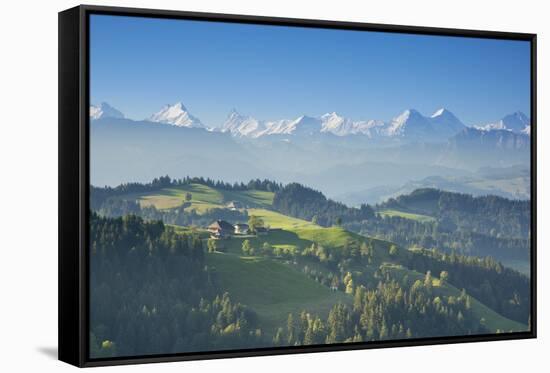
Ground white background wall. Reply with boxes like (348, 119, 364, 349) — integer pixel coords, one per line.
(0, 0, 547, 371)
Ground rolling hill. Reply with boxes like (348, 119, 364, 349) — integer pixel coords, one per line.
(113, 183, 274, 214)
(94, 179, 530, 339)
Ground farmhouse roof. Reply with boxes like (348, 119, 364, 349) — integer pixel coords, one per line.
(208, 220, 234, 231)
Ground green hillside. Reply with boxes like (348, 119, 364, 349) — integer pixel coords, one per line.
(378, 208, 436, 223)
(248, 208, 319, 229)
(218, 229, 309, 255)
(116, 184, 222, 212)
(206, 252, 351, 334)
(217, 209, 400, 263)
(117, 183, 274, 213)
(220, 189, 274, 209)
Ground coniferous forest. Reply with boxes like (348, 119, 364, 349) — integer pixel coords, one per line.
(90, 213, 264, 357)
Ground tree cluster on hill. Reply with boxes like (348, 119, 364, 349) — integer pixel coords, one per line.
(272, 183, 375, 226)
(381, 188, 530, 239)
(347, 215, 530, 261)
(275, 278, 487, 346)
(300, 240, 375, 272)
(272, 183, 530, 262)
(90, 213, 264, 357)
(396, 248, 530, 324)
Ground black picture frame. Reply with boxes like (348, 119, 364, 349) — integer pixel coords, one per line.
(58, 4, 537, 367)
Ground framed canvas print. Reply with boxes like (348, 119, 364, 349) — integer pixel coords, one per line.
(58, 5, 537, 367)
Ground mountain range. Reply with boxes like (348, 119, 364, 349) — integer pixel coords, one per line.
(221, 107, 469, 141)
(89, 101, 531, 202)
(90, 101, 530, 142)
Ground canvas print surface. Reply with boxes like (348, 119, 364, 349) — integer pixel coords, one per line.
(88, 14, 532, 358)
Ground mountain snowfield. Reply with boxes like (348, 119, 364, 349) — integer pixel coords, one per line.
(90, 101, 530, 140)
(319, 112, 386, 137)
(221, 109, 266, 137)
(148, 102, 206, 128)
(90, 102, 125, 120)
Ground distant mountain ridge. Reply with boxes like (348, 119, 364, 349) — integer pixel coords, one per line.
(449, 126, 530, 150)
(90, 112, 530, 205)
(475, 111, 531, 135)
(90, 101, 530, 142)
(335, 164, 531, 206)
(222, 107, 467, 141)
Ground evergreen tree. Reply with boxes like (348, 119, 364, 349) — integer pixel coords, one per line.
(287, 314, 295, 345)
(273, 327, 284, 346)
(439, 270, 449, 285)
(241, 239, 252, 255)
(248, 215, 264, 233)
(424, 271, 433, 291)
(207, 238, 217, 253)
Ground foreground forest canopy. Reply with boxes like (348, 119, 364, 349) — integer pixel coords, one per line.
(90, 176, 531, 358)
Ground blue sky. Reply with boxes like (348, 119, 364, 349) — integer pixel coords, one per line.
(90, 14, 531, 127)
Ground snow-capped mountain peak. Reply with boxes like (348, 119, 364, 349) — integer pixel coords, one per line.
(384, 108, 466, 140)
(227, 108, 239, 117)
(387, 109, 430, 136)
(320, 112, 360, 136)
(403, 108, 422, 117)
(431, 108, 452, 118)
(501, 111, 530, 132)
(394, 108, 425, 125)
(222, 109, 265, 137)
(475, 111, 530, 135)
(321, 112, 343, 121)
(429, 108, 465, 134)
(148, 102, 205, 128)
(223, 108, 244, 127)
(90, 102, 124, 120)
(321, 112, 344, 127)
